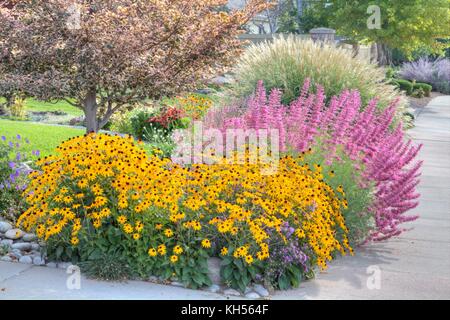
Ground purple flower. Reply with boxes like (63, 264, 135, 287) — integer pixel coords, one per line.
(8, 141, 13, 148)
(1, 136, 6, 141)
(8, 161, 15, 169)
(16, 134, 21, 140)
(16, 152, 21, 161)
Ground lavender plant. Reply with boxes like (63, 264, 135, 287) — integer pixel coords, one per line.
(0, 134, 39, 222)
(399, 58, 450, 93)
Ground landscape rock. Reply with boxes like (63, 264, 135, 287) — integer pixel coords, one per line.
(0, 221, 12, 233)
(57, 262, 72, 269)
(33, 256, 45, 265)
(9, 249, 22, 259)
(148, 276, 158, 282)
(206, 284, 221, 294)
(1, 255, 13, 262)
(223, 289, 241, 296)
(5, 228, 24, 240)
(0, 239, 13, 247)
(11, 242, 32, 251)
(171, 281, 184, 287)
(253, 284, 270, 297)
(46, 262, 57, 268)
(207, 257, 222, 285)
(19, 255, 33, 264)
(22, 233, 37, 242)
(245, 292, 261, 299)
(31, 243, 40, 251)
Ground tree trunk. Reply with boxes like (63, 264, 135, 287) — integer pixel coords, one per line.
(376, 43, 392, 66)
(83, 90, 98, 133)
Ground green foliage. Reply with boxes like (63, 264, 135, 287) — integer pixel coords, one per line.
(392, 79, 414, 96)
(7, 98, 27, 120)
(220, 256, 259, 292)
(78, 250, 132, 281)
(299, 144, 376, 245)
(385, 67, 398, 79)
(323, 0, 450, 59)
(413, 83, 432, 97)
(0, 119, 83, 157)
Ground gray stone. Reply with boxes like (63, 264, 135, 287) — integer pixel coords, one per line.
(1, 255, 13, 262)
(9, 249, 22, 259)
(207, 257, 222, 285)
(46, 262, 57, 268)
(11, 242, 32, 251)
(22, 233, 37, 242)
(57, 262, 72, 269)
(206, 284, 221, 293)
(171, 281, 184, 287)
(33, 256, 45, 266)
(148, 276, 158, 282)
(253, 284, 270, 297)
(0, 221, 12, 233)
(223, 288, 241, 296)
(19, 255, 33, 264)
(4, 228, 24, 240)
(31, 243, 40, 251)
(245, 292, 261, 299)
(0, 239, 13, 247)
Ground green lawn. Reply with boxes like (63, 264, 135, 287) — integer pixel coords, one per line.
(24, 98, 83, 117)
(0, 119, 84, 156)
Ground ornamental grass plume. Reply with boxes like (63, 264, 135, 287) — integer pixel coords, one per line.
(214, 80, 422, 241)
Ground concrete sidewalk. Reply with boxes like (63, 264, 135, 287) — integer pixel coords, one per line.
(273, 95, 450, 300)
(1, 96, 449, 300)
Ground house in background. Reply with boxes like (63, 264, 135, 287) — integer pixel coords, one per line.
(228, 0, 272, 34)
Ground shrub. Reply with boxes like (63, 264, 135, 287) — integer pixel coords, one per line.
(231, 36, 408, 122)
(0, 134, 39, 222)
(162, 94, 213, 120)
(18, 133, 352, 290)
(392, 79, 414, 95)
(413, 83, 432, 97)
(399, 57, 450, 93)
(211, 80, 422, 241)
(7, 97, 27, 120)
(129, 106, 157, 140)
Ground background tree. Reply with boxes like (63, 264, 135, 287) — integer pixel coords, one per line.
(0, 0, 267, 132)
(309, 0, 450, 65)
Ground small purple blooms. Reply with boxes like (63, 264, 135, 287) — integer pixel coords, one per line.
(32, 149, 40, 157)
(1, 134, 33, 194)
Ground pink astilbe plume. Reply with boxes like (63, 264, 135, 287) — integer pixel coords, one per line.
(212, 79, 422, 241)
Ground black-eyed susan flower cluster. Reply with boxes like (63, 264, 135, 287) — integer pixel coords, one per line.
(17, 133, 352, 290)
(171, 94, 213, 120)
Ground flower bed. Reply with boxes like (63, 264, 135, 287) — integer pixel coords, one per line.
(207, 80, 422, 241)
(17, 133, 353, 291)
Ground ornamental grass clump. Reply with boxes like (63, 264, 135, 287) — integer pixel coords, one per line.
(231, 36, 408, 123)
(213, 80, 422, 241)
(17, 133, 352, 290)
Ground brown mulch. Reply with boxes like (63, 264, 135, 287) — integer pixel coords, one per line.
(407, 91, 445, 110)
